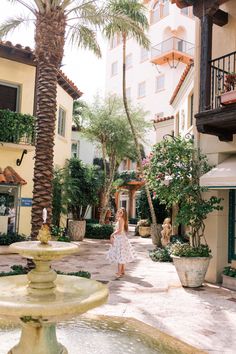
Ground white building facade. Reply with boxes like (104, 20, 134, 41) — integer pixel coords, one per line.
(105, 0, 195, 147)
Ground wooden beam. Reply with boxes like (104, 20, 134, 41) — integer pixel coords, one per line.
(197, 124, 233, 141)
(199, 14, 213, 112)
(213, 9, 228, 26)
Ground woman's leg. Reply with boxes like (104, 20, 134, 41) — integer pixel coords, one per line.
(121, 263, 125, 275)
(116, 263, 122, 277)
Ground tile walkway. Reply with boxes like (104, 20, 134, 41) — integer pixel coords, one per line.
(0, 232, 236, 354)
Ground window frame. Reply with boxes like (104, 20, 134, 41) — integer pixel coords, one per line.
(155, 75, 165, 92)
(138, 81, 146, 98)
(111, 61, 118, 76)
(58, 106, 66, 137)
(0, 81, 20, 112)
(125, 53, 133, 69)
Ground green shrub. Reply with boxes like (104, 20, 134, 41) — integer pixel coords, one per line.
(51, 225, 65, 237)
(0, 265, 27, 277)
(0, 265, 91, 279)
(149, 246, 172, 262)
(0, 233, 26, 245)
(85, 223, 114, 239)
(170, 242, 211, 257)
(129, 218, 138, 224)
(57, 234, 71, 242)
(223, 266, 236, 278)
(85, 219, 99, 224)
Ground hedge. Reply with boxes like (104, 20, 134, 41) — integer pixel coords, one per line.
(0, 233, 25, 245)
(85, 223, 114, 239)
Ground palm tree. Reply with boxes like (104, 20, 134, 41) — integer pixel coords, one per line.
(104, 0, 161, 245)
(0, 0, 135, 239)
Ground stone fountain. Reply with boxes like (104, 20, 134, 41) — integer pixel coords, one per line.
(0, 224, 109, 354)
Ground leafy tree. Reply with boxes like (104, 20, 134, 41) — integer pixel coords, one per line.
(144, 136, 223, 248)
(136, 188, 168, 224)
(103, 0, 160, 244)
(82, 95, 149, 224)
(63, 158, 102, 220)
(0, 0, 138, 238)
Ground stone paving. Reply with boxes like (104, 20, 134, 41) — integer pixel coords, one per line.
(0, 232, 236, 354)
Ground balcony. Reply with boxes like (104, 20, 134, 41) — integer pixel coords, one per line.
(150, 37, 194, 66)
(0, 109, 35, 149)
(195, 51, 236, 141)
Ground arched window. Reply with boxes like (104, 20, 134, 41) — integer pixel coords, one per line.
(151, 0, 169, 25)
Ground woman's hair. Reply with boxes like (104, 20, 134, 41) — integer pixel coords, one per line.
(119, 207, 128, 232)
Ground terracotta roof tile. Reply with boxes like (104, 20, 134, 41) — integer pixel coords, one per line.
(153, 115, 174, 123)
(0, 41, 82, 100)
(170, 62, 193, 105)
(0, 167, 27, 185)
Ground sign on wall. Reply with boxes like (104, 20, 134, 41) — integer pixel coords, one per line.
(21, 198, 32, 207)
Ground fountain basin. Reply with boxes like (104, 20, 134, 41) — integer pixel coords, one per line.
(0, 275, 108, 321)
(9, 241, 79, 261)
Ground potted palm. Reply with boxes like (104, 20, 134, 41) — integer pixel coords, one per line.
(144, 136, 222, 287)
(63, 158, 101, 241)
(220, 73, 236, 105)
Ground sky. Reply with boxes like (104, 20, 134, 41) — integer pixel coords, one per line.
(0, 0, 107, 102)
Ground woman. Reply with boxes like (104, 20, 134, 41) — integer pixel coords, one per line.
(106, 207, 136, 278)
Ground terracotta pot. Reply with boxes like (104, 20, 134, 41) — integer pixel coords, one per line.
(68, 220, 86, 241)
(139, 226, 151, 237)
(222, 274, 236, 291)
(220, 90, 236, 105)
(171, 255, 212, 287)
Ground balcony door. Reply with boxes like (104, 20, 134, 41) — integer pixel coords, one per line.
(228, 190, 236, 261)
(0, 82, 19, 111)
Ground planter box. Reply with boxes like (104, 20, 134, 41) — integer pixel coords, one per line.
(139, 226, 151, 237)
(220, 90, 236, 105)
(171, 255, 212, 288)
(68, 220, 86, 241)
(222, 274, 236, 291)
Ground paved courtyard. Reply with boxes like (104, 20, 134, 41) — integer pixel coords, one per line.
(0, 232, 236, 354)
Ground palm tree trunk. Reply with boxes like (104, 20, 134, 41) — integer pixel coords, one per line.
(31, 10, 66, 239)
(121, 34, 161, 246)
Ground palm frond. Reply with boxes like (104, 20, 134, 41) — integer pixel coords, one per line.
(6, 0, 35, 13)
(0, 15, 32, 39)
(102, 0, 150, 49)
(67, 1, 104, 27)
(67, 24, 101, 57)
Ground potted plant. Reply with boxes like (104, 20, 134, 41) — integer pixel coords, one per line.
(63, 158, 102, 241)
(220, 73, 236, 105)
(137, 219, 151, 237)
(144, 136, 223, 287)
(222, 266, 236, 291)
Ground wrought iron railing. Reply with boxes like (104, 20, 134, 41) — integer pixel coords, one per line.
(210, 51, 236, 109)
(151, 37, 194, 59)
(0, 109, 35, 145)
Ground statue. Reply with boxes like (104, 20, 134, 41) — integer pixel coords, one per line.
(37, 224, 51, 244)
(161, 217, 172, 247)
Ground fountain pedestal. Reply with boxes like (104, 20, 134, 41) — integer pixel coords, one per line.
(9, 321, 67, 354)
(0, 241, 108, 354)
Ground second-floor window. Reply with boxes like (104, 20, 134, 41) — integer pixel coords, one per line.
(151, 0, 169, 25)
(126, 87, 131, 99)
(110, 34, 121, 49)
(140, 47, 149, 62)
(126, 54, 132, 69)
(71, 141, 80, 158)
(111, 61, 118, 76)
(138, 81, 146, 98)
(0, 82, 19, 112)
(180, 6, 193, 17)
(155, 75, 165, 92)
(58, 107, 66, 137)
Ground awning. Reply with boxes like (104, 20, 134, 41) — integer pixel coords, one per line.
(0, 166, 27, 185)
(200, 156, 236, 189)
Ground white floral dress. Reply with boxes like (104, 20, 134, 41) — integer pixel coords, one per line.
(106, 223, 136, 264)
